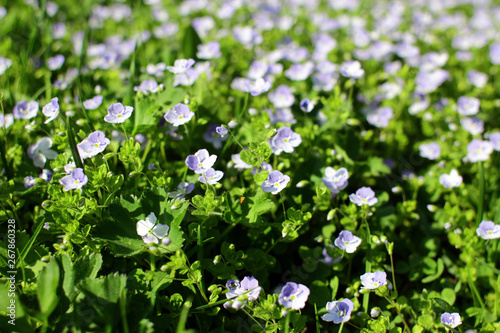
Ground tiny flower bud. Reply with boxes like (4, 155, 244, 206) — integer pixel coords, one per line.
(370, 308, 380, 318)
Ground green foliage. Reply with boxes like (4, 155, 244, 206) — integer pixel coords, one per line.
(1, 0, 500, 332)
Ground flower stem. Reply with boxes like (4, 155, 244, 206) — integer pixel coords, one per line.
(150, 253, 156, 271)
(338, 320, 345, 333)
(475, 161, 485, 226)
(121, 123, 130, 141)
(385, 297, 411, 333)
(389, 249, 397, 293)
(363, 216, 371, 313)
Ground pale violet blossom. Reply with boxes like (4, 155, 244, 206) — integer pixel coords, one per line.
(476, 221, 500, 240)
(42, 97, 60, 123)
(321, 299, 354, 324)
(335, 230, 361, 253)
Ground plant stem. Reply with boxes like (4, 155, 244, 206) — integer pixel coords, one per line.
(385, 297, 411, 333)
(284, 312, 290, 333)
(363, 216, 371, 313)
(475, 161, 485, 226)
(338, 320, 345, 333)
(389, 250, 397, 293)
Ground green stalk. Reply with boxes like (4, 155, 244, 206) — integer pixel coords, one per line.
(65, 115, 84, 169)
(17, 218, 45, 268)
(475, 161, 485, 226)
(197, 224, 205, 295)
(314, 304, 321, 333)
(176, 298, 193, 333)
(338, 320, 345, 333)
(119, 290, 129, 333)
(385, 297, 411, 333)
(284, 312, 290, 333)
(0, 96, 13, 179)
(363, 217, 371, 313)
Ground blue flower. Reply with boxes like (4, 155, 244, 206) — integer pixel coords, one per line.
(440, 313, 462, 328)
(13, 101, 38, 120)
(340, 60, 364, 79)
(457, 96, 480, 116)
(198, 168, 224, 185)
(360, 271, 388, 290)
(349, 187, 378, 206)
(134, 79, 161, 95)
(167, 58, 195, 74)
(268, 85, 295, 109)
(42, 97, 60, 123)
(83, 95, 103, 110)
(168, 182, 195, 200)
(334, 230, 361, 253)
(476, 221, 500, 240)
(299, 99, 315, 113)
(419, 142, 441, 160)
(215, 125, 228, 137)
(321, 298, 354, 324)
(185, 149, 217, 174)
(77, 131, 111, 160)
(59, 168, 88, 191)
(261, 170, 290, 194)
(104, 103, 134, 123)
(224, 276, 262, 309)
(466, 139, 493, 162)
(203, 124, 228, 149)
(322, 167, 349, 195)
(247, 77, 272, 96)
(270, 127, 302, 155)
(278, 282, 310, 310)
(0, 56, 12, 75)
(197, 41, 221, 59)
(164, 103, 194, 127)
(47, 54, 65, 71)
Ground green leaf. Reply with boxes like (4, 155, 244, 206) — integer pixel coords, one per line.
(95, 189, 188, 256)
(37, 259, 60, 317)
(182, 25, 202, 59)
(246, 189, 275, 225)
(417, 314, 434, 329)
(79, 272, 127, 304)
(433, 298, 455, 313)
(132, 98, 157, 135)
(440, 288, 456, 306)
(412, 325, 424, 333)
(422, 258, 444, 283)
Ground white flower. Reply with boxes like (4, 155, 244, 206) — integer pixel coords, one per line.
(136, 213, 170, 245)
(439, 169, 463, 188)
(27, 137, 58, 168)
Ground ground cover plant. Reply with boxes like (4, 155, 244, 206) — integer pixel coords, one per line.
(1, 0, 500, 332)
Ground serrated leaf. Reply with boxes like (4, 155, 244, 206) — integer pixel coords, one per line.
(95, 190, 188, 256)
(79, 272, 127, 304)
